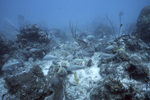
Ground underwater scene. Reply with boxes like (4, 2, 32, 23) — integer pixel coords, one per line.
(0, 0, 150, 100)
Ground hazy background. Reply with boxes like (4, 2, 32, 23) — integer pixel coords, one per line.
(0, 0, 150, 39)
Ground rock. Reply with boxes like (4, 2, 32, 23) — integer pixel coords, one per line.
(134, 5, 150, 43)
(125, 63, 149, 82)
(4, 65, 54, 100)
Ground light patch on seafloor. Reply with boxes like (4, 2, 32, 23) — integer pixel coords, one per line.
(40, 60, 52, 76)
(66, 65, 102, 99)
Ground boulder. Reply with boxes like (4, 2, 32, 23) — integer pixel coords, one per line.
(134, 5, 150, 43)
(4, 65, 54, 100)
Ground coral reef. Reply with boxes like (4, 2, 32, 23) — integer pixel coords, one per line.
(0, 5, 150, 99)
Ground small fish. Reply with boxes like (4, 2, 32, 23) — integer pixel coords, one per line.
(117, 47, 125, 51)
(120, 24, 123, 27)
(19, 44, 22, 49)
(114, 46, 125, 52)
(66, 65, 86, 72)
(42, 54, 57, 60)
(2, 61, 23, 71)
(74, 72, 79, 85)
(57, 66, 63, 74)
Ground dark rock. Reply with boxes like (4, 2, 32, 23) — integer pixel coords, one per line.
(133, 5, 150, 43)
(4, 65, 54, 100)
(125, 63, 149, 82)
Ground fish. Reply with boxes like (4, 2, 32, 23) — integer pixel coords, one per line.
(42, 54, 57, 60)
(74, 72, 79, 85)
(2, 59, 23, 71)
(66, 65, 86, 72)
(57, 66, 63, 74)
